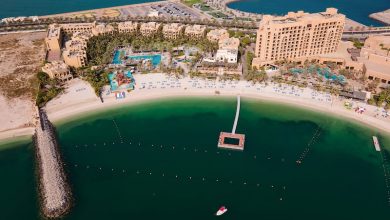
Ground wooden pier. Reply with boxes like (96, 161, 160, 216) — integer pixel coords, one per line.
(218, 132, 245, 150)
(373, 136, 381, 151)
(218, 95, 245, 150)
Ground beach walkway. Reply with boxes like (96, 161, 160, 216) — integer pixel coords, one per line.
(218, 95, 245, 150)
(232, 95, 240, 134)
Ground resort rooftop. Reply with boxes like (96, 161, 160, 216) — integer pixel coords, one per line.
(185, 25, 206, 33)
(207, 29, 229, 42)
(140, 22, 159, 29)
(218, 37, 240, 50)
(42, 61, 69, 74)
(47, 25, 61, 38)
(163, 23, 185, 32)
(118, 21, 138, 29)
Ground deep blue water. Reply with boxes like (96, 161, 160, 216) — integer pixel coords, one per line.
(0, 0, 158, 19)
(228, 0, 390, 26)
(2, 0, 389, 26)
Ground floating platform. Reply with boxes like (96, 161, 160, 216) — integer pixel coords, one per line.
(218, 132, 245, 150)
(373, 136, 381, 152)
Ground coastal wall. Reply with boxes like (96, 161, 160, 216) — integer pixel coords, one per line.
(33, 109, 72, 218)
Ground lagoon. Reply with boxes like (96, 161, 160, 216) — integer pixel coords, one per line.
(228, 0, 390, 26)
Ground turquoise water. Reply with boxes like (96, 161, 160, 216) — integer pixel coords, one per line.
(290, 66, 346, 83)
(1, 97, 390, 219)
(112, 50, 123, 65)
(0, 0, 158, 19)
(228, 0, 390, 26)
(112, 50, 162, 66)
(127, 54, 162, 66)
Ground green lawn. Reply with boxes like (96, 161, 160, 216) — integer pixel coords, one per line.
(181, 0, 203, 7)
(200, 4, 211, 11)
(209, 11, 229, 19)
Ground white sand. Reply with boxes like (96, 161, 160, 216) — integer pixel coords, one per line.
(44, 73, 390, 135)
(0, 96, 37, 139)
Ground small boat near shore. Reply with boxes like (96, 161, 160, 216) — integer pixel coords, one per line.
(215, 206, 228, 216)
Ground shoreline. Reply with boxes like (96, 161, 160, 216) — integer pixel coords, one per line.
(49, 91, 390, 136)
(0, 127, 35, 144)
(43, 74, 390, 137)
(1, 74, 390, 143)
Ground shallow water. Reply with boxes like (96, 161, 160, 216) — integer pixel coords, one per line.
(1, 97, 390, 219)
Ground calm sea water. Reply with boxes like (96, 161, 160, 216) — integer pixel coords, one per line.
(0, 0, 158, 19)
(1, 97, 390, 219)
(228, 0, 390, 26)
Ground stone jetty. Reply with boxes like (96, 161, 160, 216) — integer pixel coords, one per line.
(33, 109, 72, 218)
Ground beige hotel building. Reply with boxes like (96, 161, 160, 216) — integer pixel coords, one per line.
(162, 23, 185, 40)
(140, 22, 161, 37)
(118, 21, 139, 33)
(207, 29, 229, 42)
(252, 8, 345, 68)
(184, 25, 206, 39)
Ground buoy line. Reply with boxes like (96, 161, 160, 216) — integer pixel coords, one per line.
(70, 163, 288, 194)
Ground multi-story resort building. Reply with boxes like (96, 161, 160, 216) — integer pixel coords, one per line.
(58, 22, 95, 34)
(358, 36, 390, 87)
(184, 25, 206, 39)
(92, 23, 115, 36)
(42, 61, 73, 82)
(118, 21, 139, 33)
(62, 32, 91, 68)
(207, 29, 229, 42)
(215, 37, 240, 63)
(252, 8, 345, 68)
(62, 50, 87, 68)
(140, 22, 161, 36)
(218, 37, 240, 50)
(162, 23, 185, 40)
(45, 24, 62, 52)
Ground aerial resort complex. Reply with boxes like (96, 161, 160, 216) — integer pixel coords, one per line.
(0, 0, 390, 219)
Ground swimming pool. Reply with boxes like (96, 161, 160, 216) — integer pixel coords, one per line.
(127, 54, 162, 66)
(289, 66, 346, 83)
(112, 50, 162, 66)
(108, 71, 135, 91)
(112, 50, 125, 65)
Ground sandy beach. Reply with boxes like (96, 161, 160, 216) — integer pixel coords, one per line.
(42, 73, 390, 136)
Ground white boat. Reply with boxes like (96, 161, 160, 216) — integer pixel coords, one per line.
(215, 206, 228, 216)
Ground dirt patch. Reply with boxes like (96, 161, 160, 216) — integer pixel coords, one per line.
(0, 31, 46, 132)
(0, 32, 46, 98)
